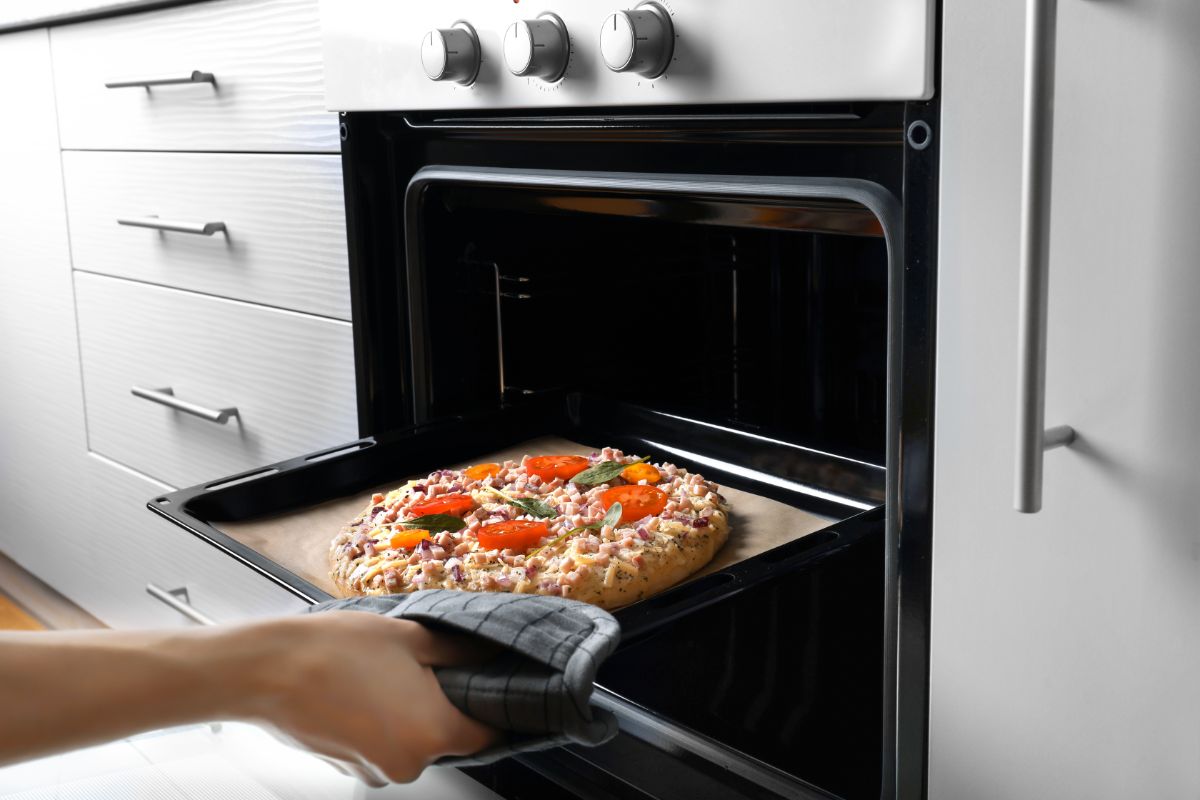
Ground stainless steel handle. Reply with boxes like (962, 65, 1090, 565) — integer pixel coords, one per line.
(117, 216, 227, 236)
(146, 584, 216, 626)
(105, 70, 215, 89)
(1015, 0, 1076, 513)
(131, 386, 239, 424)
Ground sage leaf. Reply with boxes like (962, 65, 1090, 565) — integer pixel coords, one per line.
(570, 456, 649, 487)
(398, 514, 466, 533)
(528, 502, 623, 558)
(507, 496, 557, 519)
(595, 502, 623, 530)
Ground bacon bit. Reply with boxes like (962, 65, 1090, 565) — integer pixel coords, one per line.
(633, 555, 645, 568)
(371, 493, 385, 504)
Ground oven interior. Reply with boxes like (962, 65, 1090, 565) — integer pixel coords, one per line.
(154, 134, 904, 799)
(417, 184, 889, 467)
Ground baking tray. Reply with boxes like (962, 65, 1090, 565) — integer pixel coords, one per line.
(150, 393, 885, 637)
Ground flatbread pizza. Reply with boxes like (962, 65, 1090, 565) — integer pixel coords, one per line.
(328, 447, 731, 610)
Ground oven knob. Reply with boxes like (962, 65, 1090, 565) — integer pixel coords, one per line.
(504, 13, 569, 81)
(420, 23, 481, 85)
(600, 2, 674, 78)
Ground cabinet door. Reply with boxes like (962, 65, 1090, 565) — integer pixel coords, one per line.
(929, 2, 1200, 798)
(0, 30, 90, 588)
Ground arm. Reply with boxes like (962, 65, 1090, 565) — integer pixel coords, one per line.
(0, 612, 495, 784)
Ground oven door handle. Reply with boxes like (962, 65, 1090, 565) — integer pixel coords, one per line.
(1014, 0, 1076, 513)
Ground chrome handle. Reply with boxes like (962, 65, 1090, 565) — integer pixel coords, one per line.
(1015, 0, 1075, 513)
(118, 217, 227, 236)
(146, 584, 216, 626)
(131, 386, 239, 424)
(105, 70, 215, 89)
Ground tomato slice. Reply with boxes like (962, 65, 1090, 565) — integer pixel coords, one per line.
(620, 462, 661, 484)
(380, 528, 431, 550)
(525, 455, 590, 483)
(600, 485, 669, 525)
(476, 520, 551, 552)
(408, 493, 475, 518)
(464, 463, 501, 481)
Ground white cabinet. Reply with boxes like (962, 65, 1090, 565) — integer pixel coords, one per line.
(62, 151, 350, 320)
(72, 453, 309, 629)
(0, 4, 351, 629)
(51, 0, 338, 152)
(0, 30, 89, 590)
(928, 2, 1200, 798)
(75, 273, 357, 490)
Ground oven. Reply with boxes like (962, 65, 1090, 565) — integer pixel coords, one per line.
(151, 2, 940, 798)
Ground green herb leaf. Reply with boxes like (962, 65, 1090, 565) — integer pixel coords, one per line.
(396, 514, 466, 533)
(482, 485, 557, 520)
(507, 496, 557, 519)
(527, 503, 622, 558)
(570, 456, 649, 487)
(596, 502, 623, 530)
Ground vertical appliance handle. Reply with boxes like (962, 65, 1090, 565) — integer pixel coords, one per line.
(1015, 0, 1076, 513)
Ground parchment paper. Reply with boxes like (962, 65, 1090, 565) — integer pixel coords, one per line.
(217, 436, 836, 598)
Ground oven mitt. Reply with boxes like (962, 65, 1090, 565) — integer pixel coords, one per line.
(308, 590, 621, 766)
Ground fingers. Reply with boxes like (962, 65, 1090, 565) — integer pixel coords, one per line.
(399, 623, 501, 668)
(412, 667, 501, 758)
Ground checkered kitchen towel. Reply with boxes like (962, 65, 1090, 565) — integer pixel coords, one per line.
(309, 591, 621, 765)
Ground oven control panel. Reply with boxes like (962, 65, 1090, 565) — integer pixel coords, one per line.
(320, 0, 935, 111)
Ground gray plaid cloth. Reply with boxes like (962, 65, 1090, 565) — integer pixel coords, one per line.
(308, 590, 621, 765)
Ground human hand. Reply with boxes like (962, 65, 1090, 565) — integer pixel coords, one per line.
(221, 612, 498, 786)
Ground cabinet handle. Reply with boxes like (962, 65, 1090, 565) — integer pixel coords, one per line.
(1015, 0, 1076, 513)
(131, 386, 239, 425)
(146, 584, 216, 626)
(117, 217, 227, 236)
(105, 70, 216, 89)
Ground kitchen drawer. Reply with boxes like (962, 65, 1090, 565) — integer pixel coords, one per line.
(50, 0, 338, 152)
(63, 151, 350, 320)
(75, 272, 357, 489)
(70, 452, 309, 628)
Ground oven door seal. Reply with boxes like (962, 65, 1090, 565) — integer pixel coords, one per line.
(403, 166, 905, 798)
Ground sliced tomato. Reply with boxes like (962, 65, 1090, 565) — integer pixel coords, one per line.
(620, 462, 661, 484)
(408, 493, 475, 518)
(525, 455, 590, 483)
(464, 462, 501, 481)
(477, 519, 551, 552)
(381, 528, 431, 550)
(600, 485, 669, 525)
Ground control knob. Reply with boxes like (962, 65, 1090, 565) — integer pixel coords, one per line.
(600, 2, 674, 78)
(504, 13, 569, 81)
(420, 23, 480, 85)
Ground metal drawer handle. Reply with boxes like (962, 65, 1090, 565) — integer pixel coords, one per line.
(146, 584, 216, 626)
(105, 70, 216, 89)
(118, 216, 227, 236)
(1014, 0, 1076, 514)
(132, 386, 239, 425)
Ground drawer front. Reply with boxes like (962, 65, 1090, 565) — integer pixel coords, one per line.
(70, 453, 309, 629)
(63, 151, 350, 320)
(75, 272, 357, 489)
(51, 0, 338, 152)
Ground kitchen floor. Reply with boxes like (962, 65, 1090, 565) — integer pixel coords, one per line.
(0, 557, 500, 800)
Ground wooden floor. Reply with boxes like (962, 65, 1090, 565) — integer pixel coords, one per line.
(0, 552, 104, 630)
(0, 592, 43, 630)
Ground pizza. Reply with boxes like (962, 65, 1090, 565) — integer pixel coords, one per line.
(328, 447, 731, 610)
